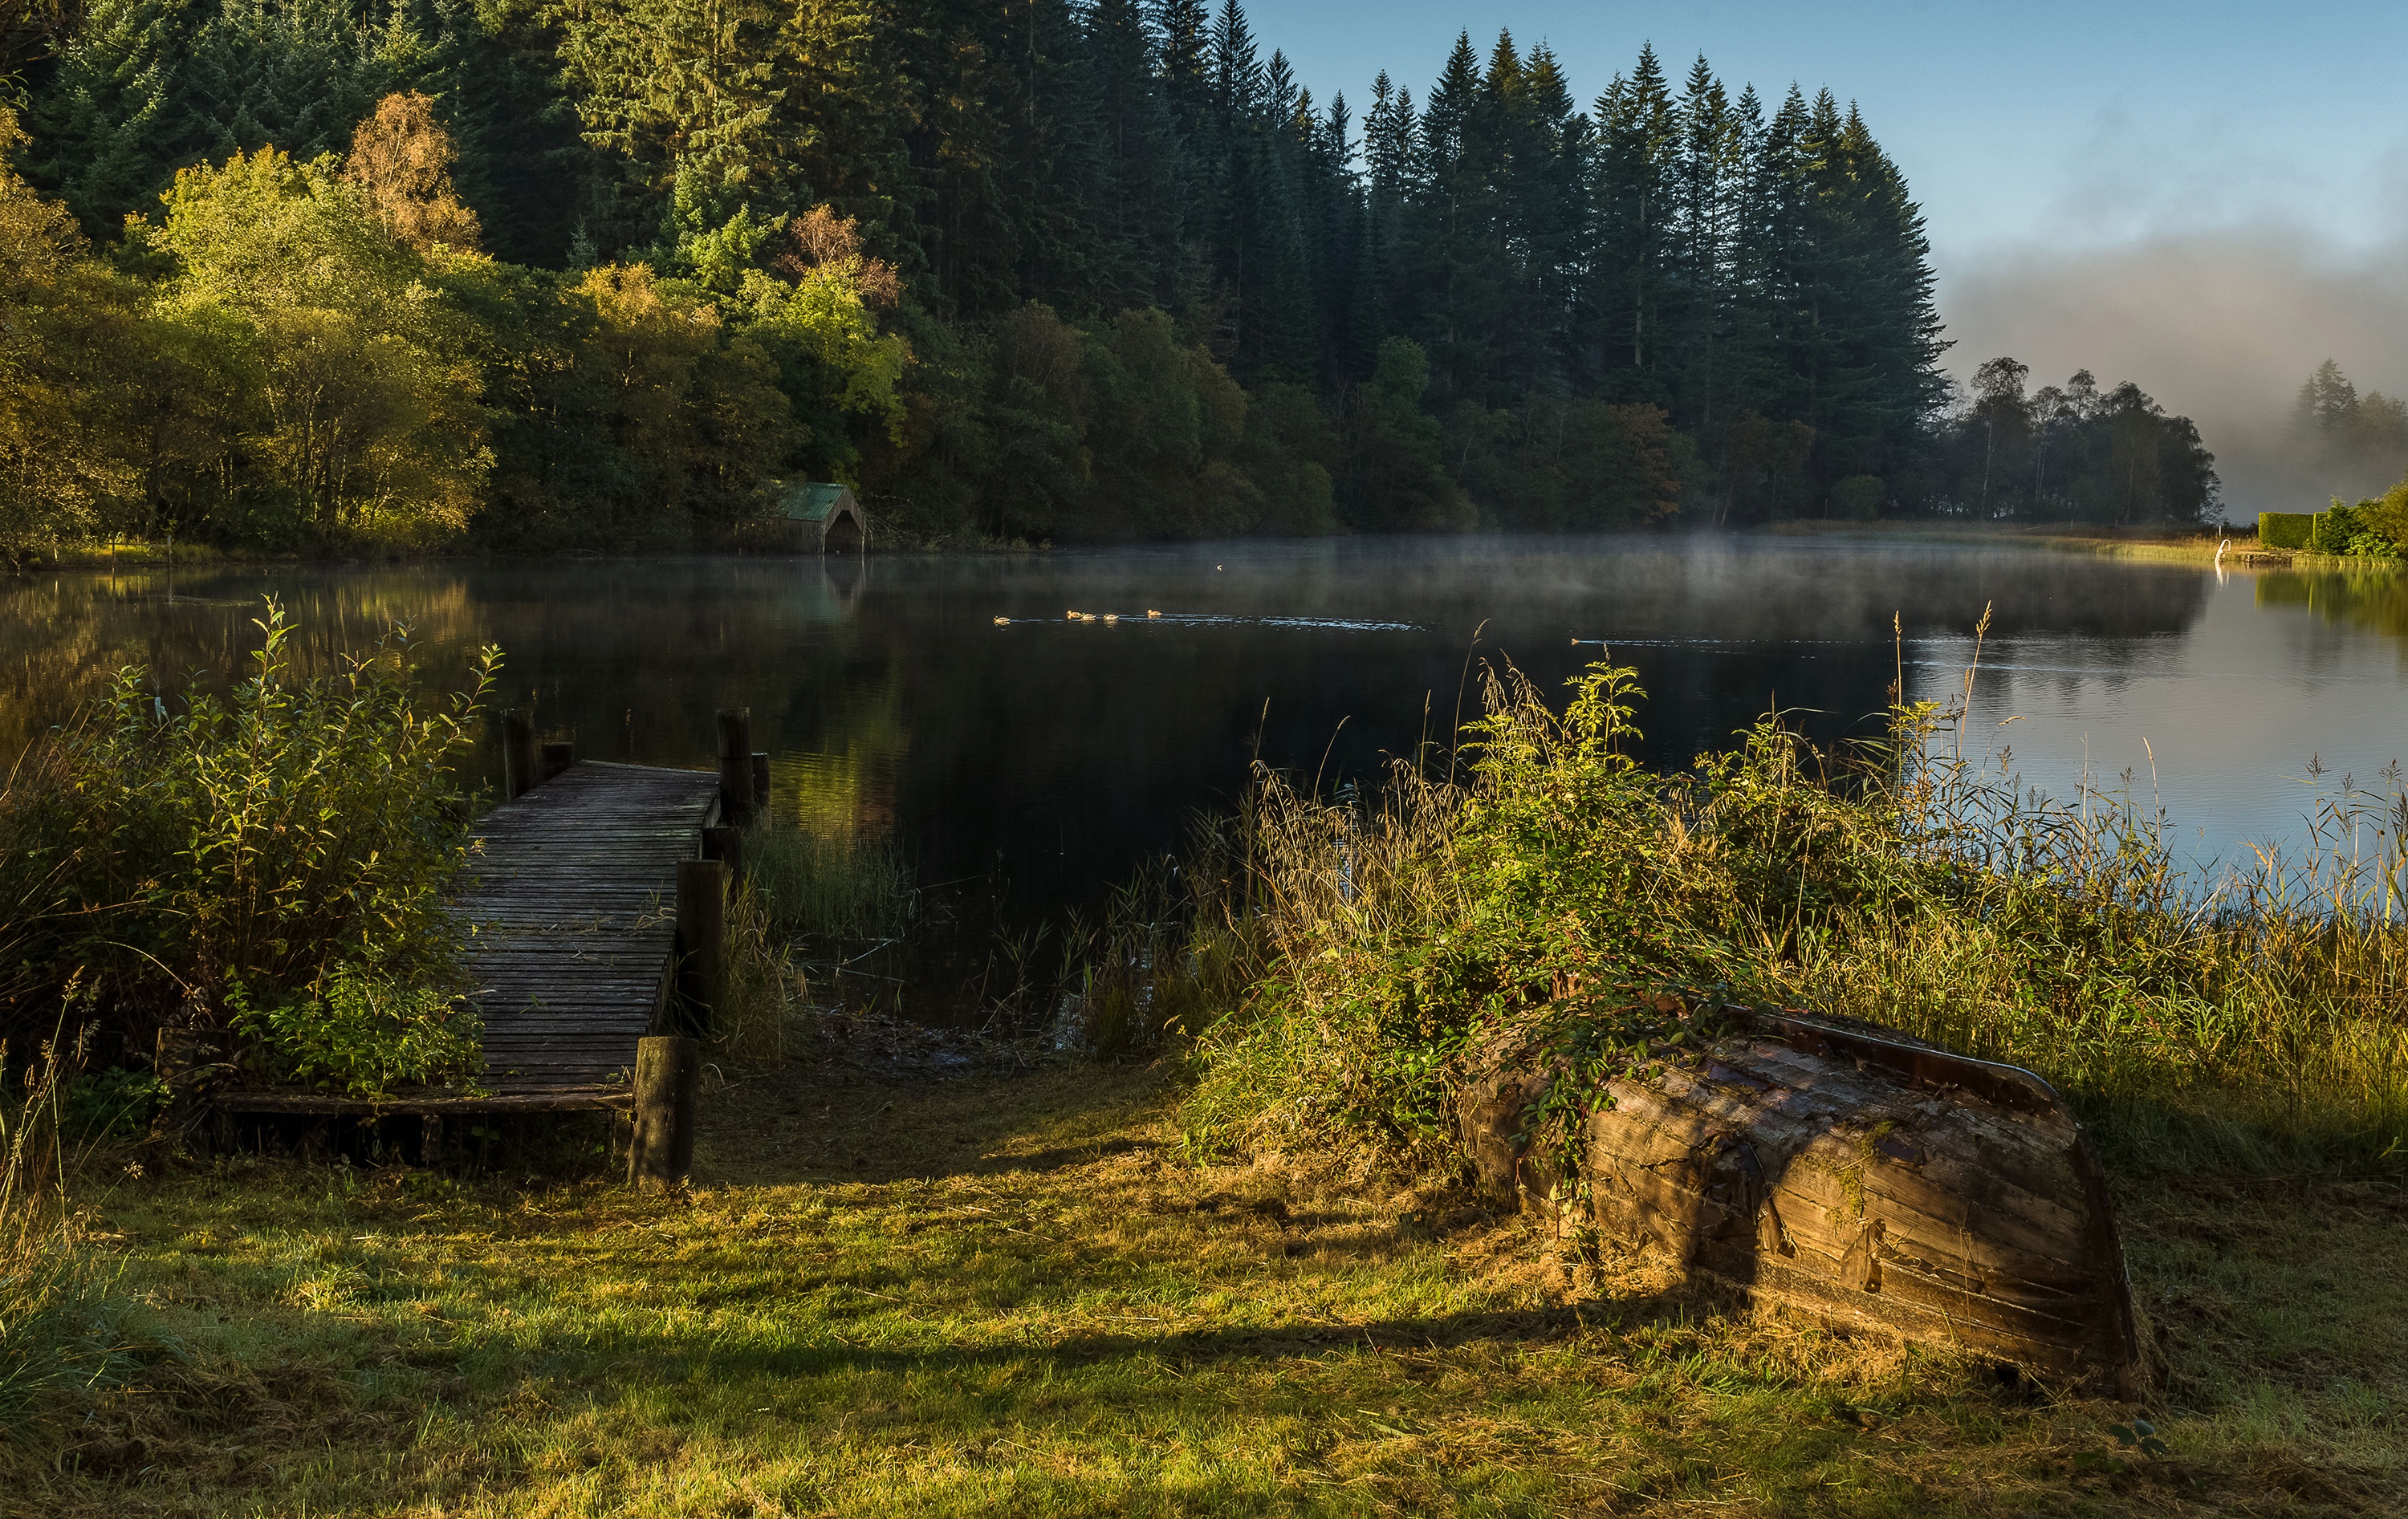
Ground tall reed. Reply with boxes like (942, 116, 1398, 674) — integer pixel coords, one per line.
(742, 825, 918, 942)
(711, 883, 804, 1070)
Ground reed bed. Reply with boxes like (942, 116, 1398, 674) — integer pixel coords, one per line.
(1186, 642, 2408, 1175)
(742, 825, 919, 943)
(710, 883, 806, 1072)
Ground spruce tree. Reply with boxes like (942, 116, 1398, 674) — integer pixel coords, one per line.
(24, 0, 196, 235)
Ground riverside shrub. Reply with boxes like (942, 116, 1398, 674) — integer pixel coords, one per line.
(14, 599, 499, 1091)
(2259, 511, 2314, 549)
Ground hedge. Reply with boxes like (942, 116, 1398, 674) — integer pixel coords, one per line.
(2259, 511, 2315, 549)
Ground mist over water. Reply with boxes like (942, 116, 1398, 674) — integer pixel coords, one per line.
(4, 538, 2403, 912)
(1942, 227, 2408, 515)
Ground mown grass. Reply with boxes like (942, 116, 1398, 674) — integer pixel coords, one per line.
(5, 1057, 2403, 1516)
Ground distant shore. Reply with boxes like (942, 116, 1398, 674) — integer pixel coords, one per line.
(1763, 518, 2406, 571)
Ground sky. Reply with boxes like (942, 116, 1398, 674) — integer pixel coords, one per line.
(1258, 1, 2408, 510)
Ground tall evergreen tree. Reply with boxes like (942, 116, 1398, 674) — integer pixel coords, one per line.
(23, 0, 195, 234)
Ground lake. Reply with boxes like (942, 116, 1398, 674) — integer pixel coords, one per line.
(6, 536, 2405, 913)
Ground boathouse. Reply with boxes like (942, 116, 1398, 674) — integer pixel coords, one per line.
(779, 481, 868, 553)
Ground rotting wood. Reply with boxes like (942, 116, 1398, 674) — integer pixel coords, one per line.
(1456, 1002, 2145, 1395)
(675, 859, 726, 1034)
(702, 826, 743, 885)
(629, 1035, 698, 1192)
(717, 709, 755, 827)
(503, 709, 538, 799)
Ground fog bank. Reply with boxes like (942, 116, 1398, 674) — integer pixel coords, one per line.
(1938, 227, 2408, 517)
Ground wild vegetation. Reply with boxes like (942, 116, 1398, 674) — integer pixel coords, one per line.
(4, 1042, 2404, 1513)
(1929, 357, 2222, 526)
(1189, 650, 2408, 1176)
(0, 600, 493, 1094)
(2, 613, 2406, 1506)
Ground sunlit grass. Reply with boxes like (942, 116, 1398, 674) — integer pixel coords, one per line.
(10, 1060, 2405, 1513)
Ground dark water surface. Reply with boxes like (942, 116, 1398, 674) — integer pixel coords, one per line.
(6, 537, 2406, 909)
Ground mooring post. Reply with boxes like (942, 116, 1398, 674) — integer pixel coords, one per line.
(750, 752, 771, 818)
(716, 708, 755, 826)
(503, 709, 538, 799)
(540, 741, 575, 783)
(628, 1036, 700, 1192)
(152, 1026, 225, 1154)
(702, 826, 743, 888)
(675, 858, 726, 1033)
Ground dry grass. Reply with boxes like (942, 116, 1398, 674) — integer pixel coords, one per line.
(0, 1054, 2399, 1516)
(0, 1024, 129, 1434)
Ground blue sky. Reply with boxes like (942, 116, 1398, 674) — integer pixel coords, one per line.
(1260, 0, 2408, 263)
(1259, 2, 2408, 505)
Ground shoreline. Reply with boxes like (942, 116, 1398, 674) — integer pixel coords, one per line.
(17, 522, 2407, 575)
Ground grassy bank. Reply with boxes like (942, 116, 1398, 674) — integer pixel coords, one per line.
(8, 1053, 2403, 1517)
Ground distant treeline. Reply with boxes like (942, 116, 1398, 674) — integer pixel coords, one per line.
(0, 0, 2219, 554)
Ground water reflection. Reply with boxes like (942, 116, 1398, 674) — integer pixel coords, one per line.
(2, 538, 2401, 912)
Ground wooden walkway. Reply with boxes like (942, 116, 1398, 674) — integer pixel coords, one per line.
(219, 762, 722, 1115)
(462, 762, 722, 1095)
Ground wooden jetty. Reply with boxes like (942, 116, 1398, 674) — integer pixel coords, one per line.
(211, 709, 772, 1160)
(1457, 1003, 2144, 1394)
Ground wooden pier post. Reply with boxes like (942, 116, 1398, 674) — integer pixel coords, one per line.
(540, 741, 576, 783)
(716, 709, 755, 826)
(153, 1027, 225, 1153)
(702, 826, 743, 886)
(675, 859, 726, 1032)
(628, 1036, 699, 1192)
(503, 709, 539, 799)
(750, 752, 771, 818)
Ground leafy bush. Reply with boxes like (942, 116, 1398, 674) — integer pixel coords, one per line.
(227, 965, 484, 1099)
(2, 599, 498, 1092)
(2259, 511, 2314, 549)
(2312, 502, 2363, 554)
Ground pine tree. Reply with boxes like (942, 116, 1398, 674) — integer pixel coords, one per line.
(24, 0, 196, 235)
(1589, 44, 1675, 397)
(173, 0, 412, 168)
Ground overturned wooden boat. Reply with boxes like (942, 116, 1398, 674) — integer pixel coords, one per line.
(1458, 1004, 2144, 1395)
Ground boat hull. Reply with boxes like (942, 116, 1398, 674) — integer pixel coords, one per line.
(1459, 1006, 2143, 1393)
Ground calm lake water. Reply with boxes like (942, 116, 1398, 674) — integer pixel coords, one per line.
(6, 537, 2406, 912)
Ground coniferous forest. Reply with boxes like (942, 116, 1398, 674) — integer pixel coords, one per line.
(0, 0, 2221, 554)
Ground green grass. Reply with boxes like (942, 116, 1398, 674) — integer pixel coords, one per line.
(6, 1058, 2404, 1515)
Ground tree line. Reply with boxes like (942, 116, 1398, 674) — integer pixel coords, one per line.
(2, 0, 2217, 553)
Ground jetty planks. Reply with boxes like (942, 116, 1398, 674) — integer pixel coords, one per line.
(214, 760, 722, 1117)
(461, 762, 722, 1095)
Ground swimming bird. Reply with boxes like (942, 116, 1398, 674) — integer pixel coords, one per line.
(1104, 614, 1119, 624)
(993, 616, 1009, 625)
(1146, 609, 1161, 618)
